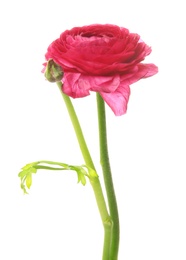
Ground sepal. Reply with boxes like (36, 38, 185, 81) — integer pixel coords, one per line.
(44, 59, 64, 82)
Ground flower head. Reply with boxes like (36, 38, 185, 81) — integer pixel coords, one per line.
(44, 24, 158, 115)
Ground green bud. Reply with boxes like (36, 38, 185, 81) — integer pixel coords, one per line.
(44, 59, 64, 82)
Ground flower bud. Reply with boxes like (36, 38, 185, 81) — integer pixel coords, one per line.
(44, 59, 64, 82)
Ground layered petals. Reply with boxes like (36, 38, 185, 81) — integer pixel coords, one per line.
(62, 73, 130, 115)
(44, 24, 158, 115)
(62, 73, 120, 98)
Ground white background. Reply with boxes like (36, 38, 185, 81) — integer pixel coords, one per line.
(0, 0, 186, 259)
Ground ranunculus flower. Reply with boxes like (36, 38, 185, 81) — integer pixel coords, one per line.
(44, 24, 158, 115)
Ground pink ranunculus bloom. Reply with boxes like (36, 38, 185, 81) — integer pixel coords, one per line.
(44, 24, 158, 116)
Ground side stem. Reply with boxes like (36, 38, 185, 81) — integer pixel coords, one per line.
(96, 93, 120, 260)
(57, 82, 111, 260)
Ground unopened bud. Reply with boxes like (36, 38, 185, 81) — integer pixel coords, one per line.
(44, 59, 64, 82)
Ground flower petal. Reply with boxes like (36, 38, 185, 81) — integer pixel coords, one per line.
(121, 63, 158, 85)
(87, 75, 120, 93)
(100, 84, 130, 116)
(62, 73, 90, 98)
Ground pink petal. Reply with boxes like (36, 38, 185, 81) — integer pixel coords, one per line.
(86, 75, 120, 93)
(121, 63, 158, 85)
(62, 73, 90, 98)
(100, 84, 130, 116)
(62, 73, 121, 98)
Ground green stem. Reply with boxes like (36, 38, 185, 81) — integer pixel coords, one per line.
(96, 93, 120, 260)
(57, 82, 112, 260)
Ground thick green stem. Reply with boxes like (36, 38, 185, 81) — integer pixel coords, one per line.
(96, 93, 120, 260)
(57, 82, 111, 260)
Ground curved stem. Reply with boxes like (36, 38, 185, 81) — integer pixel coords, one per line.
(96, 93, 120, 260)
(57, 84, 95, 170)
(57, 82, 111, 260)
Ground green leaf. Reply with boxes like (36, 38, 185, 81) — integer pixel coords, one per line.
(21, 183, 28, 194)
(26, 173, 32, 189)
(21, 163, 35, 170)
(75, 167, 87, 185)
(18, 169, 28, 179)
(18, 165, 38, 193)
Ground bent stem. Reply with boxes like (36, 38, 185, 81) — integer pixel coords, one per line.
(96, 93, 120, 260)
(57, 82, 111, 260)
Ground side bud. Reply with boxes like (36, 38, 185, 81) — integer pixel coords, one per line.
(44, 59, 64, 82)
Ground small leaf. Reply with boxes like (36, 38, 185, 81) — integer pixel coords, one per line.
(21, 163, 35, 170)
(69, 166, 87, 185)
(18, 170, 27, 179)
(26, 173, 32, 189)
(77, 170, 86, 185)
(18, 164, 37, 193)
(21, 183, 28, 194)
(29, 167, 37, 174)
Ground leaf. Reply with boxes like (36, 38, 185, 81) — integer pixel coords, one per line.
(69, 166, 87, 185)
(26, 173, 32, 189)
(18, 165, 37, 193)
(21, 163, 35, 170)
(18, 170, 28, 179)
(76, 169, 87, 185)
(20, 183, 28, 194)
